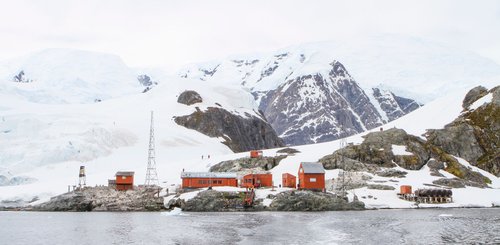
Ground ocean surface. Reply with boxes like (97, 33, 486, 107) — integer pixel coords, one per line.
(1, 208, 499, 244)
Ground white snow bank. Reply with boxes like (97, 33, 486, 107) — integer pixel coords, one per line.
(391, 145, 413, 156)
(469, 93, 493, 110)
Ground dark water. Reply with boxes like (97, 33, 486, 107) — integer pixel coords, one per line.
(1, 209, 499, 244)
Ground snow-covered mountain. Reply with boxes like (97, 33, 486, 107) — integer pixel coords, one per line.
(179, 41, 438, 145)
(258, 61, 386, 144)
(179, 35, 500, 102)
(0, 49, 145, 104)
(179, 36, 500, 145)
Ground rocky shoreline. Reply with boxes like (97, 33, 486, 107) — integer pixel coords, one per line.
(166, 189, 365, 212)
(16, 186, 166, 212)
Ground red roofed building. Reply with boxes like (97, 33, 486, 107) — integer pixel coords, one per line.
(298, 162, 325, 191)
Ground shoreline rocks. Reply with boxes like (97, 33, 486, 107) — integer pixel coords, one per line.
(166, 189, 365, 212)
(28, 186, 166, 212)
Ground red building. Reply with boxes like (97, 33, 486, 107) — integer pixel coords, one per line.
(250, 150, 263, 158)
(282, 173, 296, 188)
(115, 171, 134, 191)
(241, 173, 273, 188)
(181, 172, 238, 189)
(298, 162, 325, 191)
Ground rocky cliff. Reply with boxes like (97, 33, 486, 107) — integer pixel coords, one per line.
(174, 90, 284, 152)
(174, 107, 284, 152)
(426, 86, 499, 176)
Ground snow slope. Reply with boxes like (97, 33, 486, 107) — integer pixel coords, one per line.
(0, 49, 143, 104)
(0, 73, 262, 205)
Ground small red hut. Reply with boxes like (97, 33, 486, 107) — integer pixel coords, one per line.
(241, 173, 273, 188)
(181, 172, 238, 189)
(298, 162, 325, 190)
(250, 150, 263, 158)
(115, 171, 134, 191)
(282, 173, 296, 188)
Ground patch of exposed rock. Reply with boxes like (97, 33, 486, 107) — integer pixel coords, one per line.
(374, 169, 408, 178)
(366, 184, 395, 190)
(462, 86, 488, 109)
(210, 155, 287, 172)
(320, 128, 430, 171)
(319, 127, 491, 187)
(31, 187, 165, 211)
(427, 86, 499, 176)
(432, 178, 487, 188)
(276, 147, 300, 154)
(174, 107, 284, 152)
(170, 190, 265, 212)
(269, 191, 365, 211)
(177, 90, 203, 105)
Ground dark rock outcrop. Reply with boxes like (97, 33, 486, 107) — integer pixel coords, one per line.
(367, 184, 395, 190)
(177, 90, 203, 105)
(319, 127, 491, 187)
(32, 187, 165, 211)
(174, 107, 284, 152)
(319, 128, 430, 171)
(13, 70, 32, 83)
(137, 74, 158, 93)
(276, 147, 300, 154)
(180, 190, 264, 212)
(269, 191, 365, 211)
(462, 86, 488, 109)
(432, 178, 487, 188)
(374, 169, 408, 178)
(210, 155, 287, 172)
(427, 86, 499, 176)
(372, 88, 421, 121)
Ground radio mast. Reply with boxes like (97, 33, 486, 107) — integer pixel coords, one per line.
(144, 111, 159, 187)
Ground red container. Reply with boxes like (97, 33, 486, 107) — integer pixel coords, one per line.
(400, 185, 412, 194)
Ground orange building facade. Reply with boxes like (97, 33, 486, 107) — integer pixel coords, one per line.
(181, 172, 238, 189)
(282, 173, 296, 188)
(115, 171, 134, 191)
(400, 185, 412, 194)
(241, 173, 273, 188)
(298, 162, 325, 190)
(250, 150, 263, 158)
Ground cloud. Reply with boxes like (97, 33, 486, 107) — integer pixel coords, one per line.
(1, 0, 499, 69)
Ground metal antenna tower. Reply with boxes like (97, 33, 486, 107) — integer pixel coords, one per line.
(339, 137, 347, 198)
(145, 111, 159, 187)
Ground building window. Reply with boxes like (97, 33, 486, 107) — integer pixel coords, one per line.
(310, 178, 317, 182)
(122, 176, 126, 180)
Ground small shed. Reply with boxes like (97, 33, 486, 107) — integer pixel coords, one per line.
(400, 185, 412, 194)
(298, 162, 325, 190)
(181, 172, 238, 189)
(115, 171, 134, 191)
(241, 173, 273, 188)
(282, 173, 296, 188)
(250, 150, 263, 158)
(108, 179, 116, 188)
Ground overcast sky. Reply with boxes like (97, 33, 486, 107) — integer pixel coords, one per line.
(1, 0, 500, 69)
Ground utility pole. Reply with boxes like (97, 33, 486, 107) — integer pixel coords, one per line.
(145, 111, 159, 187)
(339, 138, 347, 198)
